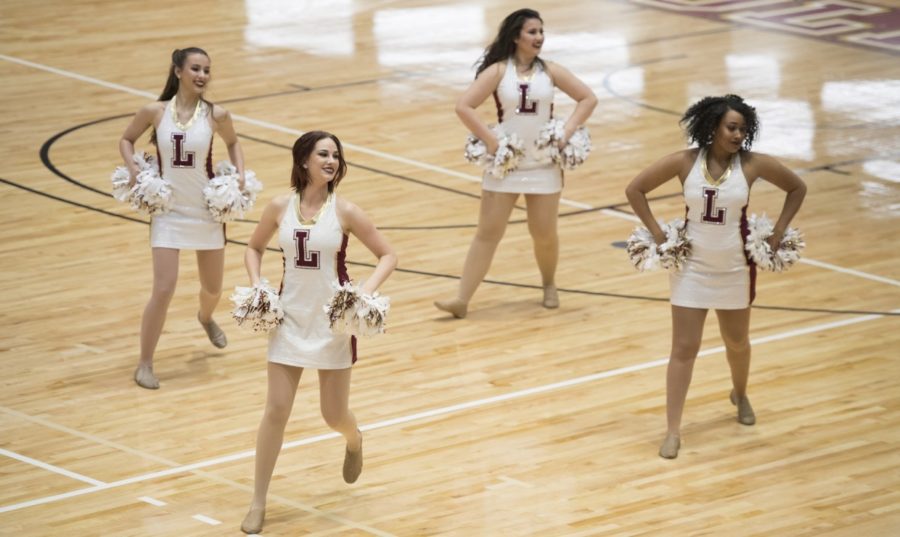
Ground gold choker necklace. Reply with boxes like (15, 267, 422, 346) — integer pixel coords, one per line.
(172, 98, 202, 131)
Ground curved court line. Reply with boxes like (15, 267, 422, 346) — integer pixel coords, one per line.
(37, 114, 667, 228)
(2, 308, 895, 515)
(7, 53, 899, 290)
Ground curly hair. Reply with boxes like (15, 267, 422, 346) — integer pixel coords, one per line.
(290, 131, 348, 194)
(679, 95, 759, 150)
(475, 9, 545, 77)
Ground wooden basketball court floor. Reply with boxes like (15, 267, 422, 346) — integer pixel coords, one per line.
(1, 0, 899, 535)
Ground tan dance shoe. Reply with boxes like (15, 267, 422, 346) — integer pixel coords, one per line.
(659, 433, 680, 459)
(343, 431, 363, 484)
(133, 364, 159, 390)
(240, 507, 265, 534)
(542, 285, 559, 309)
(730, 390, 756, 425)
(198, 314, 227, 348)
(434, 298, 468, 319)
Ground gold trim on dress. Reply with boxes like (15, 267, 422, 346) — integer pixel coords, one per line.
(701, 148, 734, 187)
(296, 192, 332, 226)
(513, 57, 537, 82)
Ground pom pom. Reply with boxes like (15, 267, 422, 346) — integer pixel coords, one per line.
(658, 218, 692, 271)
(352, 292, 390, 336)
(110, 151, 161, 204)
(204, 162, 264, 222)
(626, 218, 692, 272)
(535, 119, 592, 170)
(626, 226, 660, 271)
(745, 213, 805, 272)
(324, 280, 358, 332)
(129, 152, 172, 216)
(204, 175, 244, 222)
(324, 280, 390, 337)
(131, 172, 173, 216)
(110, 166, 132, 202)
(230, 279, 284, 332)
(464, 125, 525, 179)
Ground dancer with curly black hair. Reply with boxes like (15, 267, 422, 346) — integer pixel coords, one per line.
(625, 95, 806, 459)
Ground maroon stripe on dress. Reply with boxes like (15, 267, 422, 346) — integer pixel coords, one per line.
(739, 205, 757, 304)
(205, 142, 213, 179)
(492, 90, 504, 123)
(335, 234, 358, 364)
(336, 233, 350, 284)
(278, 251, 286, 295)
(748, 262, 757, 305)
(550, 102, 554, 120)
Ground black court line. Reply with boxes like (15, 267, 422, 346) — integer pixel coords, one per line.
(38, 114, 516, 219)
(234, 133, 485, 203)
(4, 176, 898, 318)
(1, 176, 146, 226)
(601, 55, 686, 116)
(39, 115, 129, 197)
(39, 114, 684, 231)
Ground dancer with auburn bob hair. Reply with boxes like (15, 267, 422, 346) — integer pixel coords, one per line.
(240, 131, 396, 534)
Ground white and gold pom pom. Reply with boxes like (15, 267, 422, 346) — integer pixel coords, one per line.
(204, 162, 264, 222)
(658, 218, 692, 271)
(324, 280, 390, 337)
(626, 218, 692, 272)
(464, 134, 489, 165)
(110, 151, 160, 204)
(626, 226, 660, 271)
(745, 213, 805, 272)
(324, 280, 358, 333)
(204, 175, 244, 222)
(110, 166, 132, 202)
(535, 118, 592, 170)
(131, 172, 172, 216)
(129, 152, 172, 216)
(464, 125, 525, 179)
(349, 292, 390, 336)
(230, 279, 284, 332)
